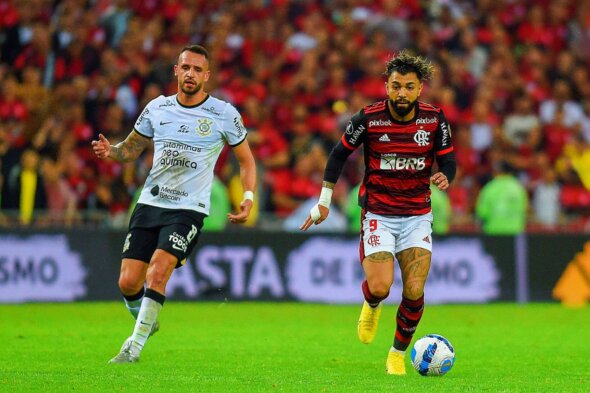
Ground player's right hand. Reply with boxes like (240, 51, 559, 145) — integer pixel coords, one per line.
(228, 199, 253, 224)
(299, 204, 329, 231)
(91, 133, 111, 159)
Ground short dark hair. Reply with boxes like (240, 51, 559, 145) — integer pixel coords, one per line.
(179, 44, 210, 61)
(384, 49, 434, 81)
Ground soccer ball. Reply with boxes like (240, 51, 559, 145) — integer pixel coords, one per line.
(410, 334, 455, 376)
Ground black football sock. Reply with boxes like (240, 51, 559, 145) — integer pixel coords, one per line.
(393, 295, 424, 351)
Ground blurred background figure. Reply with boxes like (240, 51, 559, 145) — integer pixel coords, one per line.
(476, 160, 529, 235)
(2, 149, 46, 225)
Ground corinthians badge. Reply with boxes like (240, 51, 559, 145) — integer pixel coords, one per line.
(196, 118, 213, 136)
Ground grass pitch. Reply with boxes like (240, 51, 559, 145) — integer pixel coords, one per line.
(0, 302, 588, 392)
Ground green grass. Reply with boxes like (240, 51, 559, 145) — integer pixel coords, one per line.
(0, 303, 588, 392)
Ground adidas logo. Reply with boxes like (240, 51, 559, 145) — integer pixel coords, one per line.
(553, 241, 590, 306)
(379, 134, 390, 142)
(423, 236, 430, 244)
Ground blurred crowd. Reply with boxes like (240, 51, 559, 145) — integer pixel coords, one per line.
(1, 0, 590, 233)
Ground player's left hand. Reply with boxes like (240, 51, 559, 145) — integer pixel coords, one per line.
(430, 172, 449, 190)
(300, 204, 329, 231)
(228, 199, 253, 224)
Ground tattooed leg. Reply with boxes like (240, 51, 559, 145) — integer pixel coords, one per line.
(362, 251, 395, 299)
(391, 247, 431, 351)
(396, 247, 431, 300)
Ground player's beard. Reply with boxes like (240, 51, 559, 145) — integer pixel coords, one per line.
(181, 80, 202, 95)
(390, 99, 417, 117)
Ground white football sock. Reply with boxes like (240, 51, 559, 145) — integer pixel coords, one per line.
(131, 297, 162, 350)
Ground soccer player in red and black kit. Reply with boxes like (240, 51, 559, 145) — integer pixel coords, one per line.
(300, 50, 455, 375)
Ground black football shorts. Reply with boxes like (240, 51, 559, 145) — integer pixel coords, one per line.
(122, 203, 206, 268)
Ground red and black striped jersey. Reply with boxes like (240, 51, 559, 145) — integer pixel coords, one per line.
(341, 100, 454, 216)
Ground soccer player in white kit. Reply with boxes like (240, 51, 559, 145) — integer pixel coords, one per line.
(92, 45, 256, 363)
(300, 50, 455, 375)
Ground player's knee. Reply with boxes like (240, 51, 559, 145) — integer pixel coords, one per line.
(118, 276, 143, 295)
(369, 280, 392, 298)
(403, 284, 424, 300)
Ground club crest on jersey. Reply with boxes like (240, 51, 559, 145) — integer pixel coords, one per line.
(196, 118, 213, 136)
(414, 129, 430, 146)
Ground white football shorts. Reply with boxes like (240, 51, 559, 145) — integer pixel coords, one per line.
(361, 211, 433, 258)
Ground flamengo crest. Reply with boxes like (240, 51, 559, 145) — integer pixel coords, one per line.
(414, 129, 429, 146)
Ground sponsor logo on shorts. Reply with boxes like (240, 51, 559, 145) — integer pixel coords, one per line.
(170, 232, 189, 252)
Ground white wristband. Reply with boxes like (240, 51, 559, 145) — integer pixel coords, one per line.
(310, 204, 322, 222)
(242, 190, 254, 202)
(318, 187, 333, 207)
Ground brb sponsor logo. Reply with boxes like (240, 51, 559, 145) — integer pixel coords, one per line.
(380, 153, 426, 170)
(0, 235, 87, 303)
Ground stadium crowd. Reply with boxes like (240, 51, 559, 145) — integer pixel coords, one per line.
(1, 0, 590, 233)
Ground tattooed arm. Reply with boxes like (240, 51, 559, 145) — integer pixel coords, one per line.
(92, 131, 151, 163)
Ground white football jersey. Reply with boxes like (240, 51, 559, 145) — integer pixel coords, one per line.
(134, 94, 247, 215)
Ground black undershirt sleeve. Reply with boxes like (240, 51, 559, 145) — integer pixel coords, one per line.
(324, 142, 354, 184)
(436, 151, 456, 183)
